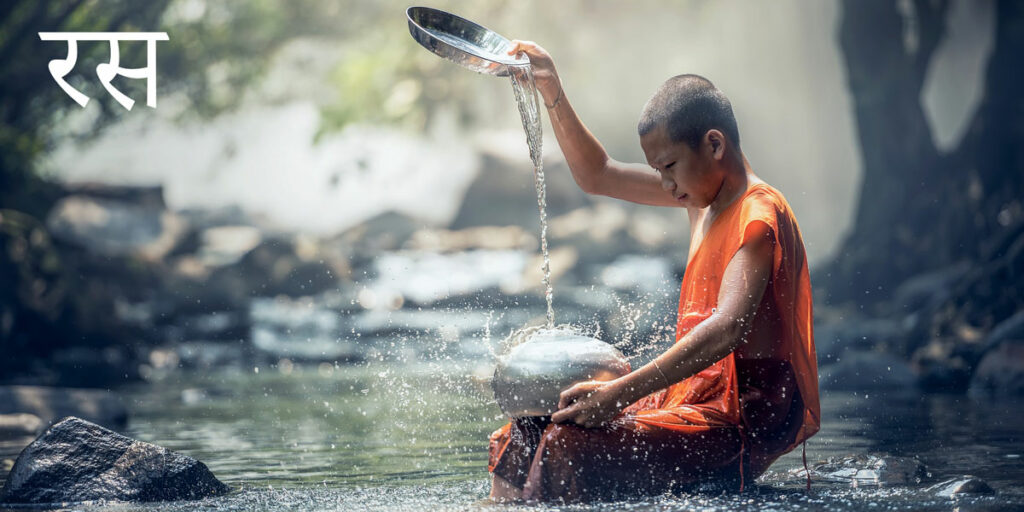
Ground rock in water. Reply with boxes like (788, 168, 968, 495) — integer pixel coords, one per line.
(0, 417, 229, 504)
(804, 454, 927, 485)
(927, 476, 995, 497)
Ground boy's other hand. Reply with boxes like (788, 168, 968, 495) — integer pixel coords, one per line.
(507, 40, 562, 105)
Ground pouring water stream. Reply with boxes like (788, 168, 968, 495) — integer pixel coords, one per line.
(508, 64, 554, 329)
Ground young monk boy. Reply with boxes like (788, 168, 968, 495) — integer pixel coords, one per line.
(487, 41, 821, 503)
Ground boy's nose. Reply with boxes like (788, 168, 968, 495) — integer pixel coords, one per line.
(661, 176, 675, 192)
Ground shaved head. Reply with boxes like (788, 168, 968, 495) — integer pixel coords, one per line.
(638, 74, 740, 150)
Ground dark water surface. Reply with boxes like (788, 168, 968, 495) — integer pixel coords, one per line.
(3, 361, 1023, 511)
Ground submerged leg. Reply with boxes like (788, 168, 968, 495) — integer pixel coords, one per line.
(522, 420, 743, 503)
(487, 416, 552, 500)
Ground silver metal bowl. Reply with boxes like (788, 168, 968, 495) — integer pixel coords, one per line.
(406, 6, 529, 77)
(492, 329, 631, 417)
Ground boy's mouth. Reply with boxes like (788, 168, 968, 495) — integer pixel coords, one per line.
(676, 193, 688, 202)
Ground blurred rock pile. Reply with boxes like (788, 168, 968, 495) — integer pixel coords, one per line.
(814, 221, 1024, 397)
(0, 145, 683, 392)
(3, 138, 1021, 402)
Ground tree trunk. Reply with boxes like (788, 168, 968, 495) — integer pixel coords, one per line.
(824, 0, 1024, 307)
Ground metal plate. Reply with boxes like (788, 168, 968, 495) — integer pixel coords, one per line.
(406, 6, 529, 77)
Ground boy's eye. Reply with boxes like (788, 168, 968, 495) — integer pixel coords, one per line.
(666, 162, 676, 169)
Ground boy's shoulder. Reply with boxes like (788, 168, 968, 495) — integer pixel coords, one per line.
(738, 182, 804, 247)
(739, 182, 783, 215)
(745, 182, 796, 218)
(748, 180, 781, 200)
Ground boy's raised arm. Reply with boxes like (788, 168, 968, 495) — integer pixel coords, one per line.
(508, 41, 680, 208)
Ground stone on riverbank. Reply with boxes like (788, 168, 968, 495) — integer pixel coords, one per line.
(818, 351, 917, 392)
(982, 311, 1024, 351)
(967, 311, 1024, 396)
(0, 386, 127, 429)
(207, 237, 341, 299)
(813, 315, 906, 363)
(969, 340, 1024, 397)
(46, 195, 189, 261)
(0, 417, 229, 504)
(0, 414, 43, 438)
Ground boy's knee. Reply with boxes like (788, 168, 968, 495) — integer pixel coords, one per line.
(489, 422, 511, 443)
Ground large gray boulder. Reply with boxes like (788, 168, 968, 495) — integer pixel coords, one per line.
(449, 144, 589, 231)
(0, 417, 229, 504)
(206, 237, 341, 300)
(891, 262, 971, 312)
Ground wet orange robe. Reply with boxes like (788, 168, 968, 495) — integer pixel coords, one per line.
(488, 183, 820, 502)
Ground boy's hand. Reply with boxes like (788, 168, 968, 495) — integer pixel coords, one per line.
(507, 40, 561, 105)
(551, 379, 625, 428)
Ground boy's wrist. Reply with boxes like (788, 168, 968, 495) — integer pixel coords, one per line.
(608, 372, 644, 406)
(544, 86, 563, 109)
(612, 360, 673, 406)
(539, 77, 562, 106)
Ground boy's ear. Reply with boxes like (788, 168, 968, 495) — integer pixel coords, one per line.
(705, 129, 725, 160)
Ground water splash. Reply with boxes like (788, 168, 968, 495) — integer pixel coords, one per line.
(509, 64, 554, 328)
(495, 322, 600, 360)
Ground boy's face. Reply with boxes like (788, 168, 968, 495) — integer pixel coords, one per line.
(640, 123, 725, 209)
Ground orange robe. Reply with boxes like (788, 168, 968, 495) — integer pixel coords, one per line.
(488, 183, 820, 502)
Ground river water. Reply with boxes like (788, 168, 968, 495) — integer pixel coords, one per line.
(4, 359, 1019, 511)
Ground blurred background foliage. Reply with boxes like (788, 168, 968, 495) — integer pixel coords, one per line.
(0, 1, 547, 212)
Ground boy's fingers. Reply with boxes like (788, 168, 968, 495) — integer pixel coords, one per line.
(557, 393, 572, 410)
(551, 405, 573, 423)
(558, 384, 580, 409)
(507, 40, 538, 56)
(507, 40, 530, 56)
